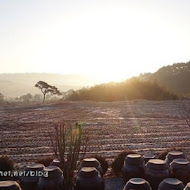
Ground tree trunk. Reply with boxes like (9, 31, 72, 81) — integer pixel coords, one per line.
(43, 93, 46, 104)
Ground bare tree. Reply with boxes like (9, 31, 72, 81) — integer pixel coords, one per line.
(178, 101, 190, 128)
(49, 122, 89, 190)
(35, 81, 61, 103)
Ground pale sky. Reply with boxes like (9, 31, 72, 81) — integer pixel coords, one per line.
(0, 0, 190, 82)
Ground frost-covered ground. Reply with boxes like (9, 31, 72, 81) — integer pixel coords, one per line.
(0, 100, 190, 163)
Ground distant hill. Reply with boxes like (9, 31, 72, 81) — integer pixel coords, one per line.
(0, 73, 99, 98)
(1, 61, 189, 99)
(139, 61, 190, 93)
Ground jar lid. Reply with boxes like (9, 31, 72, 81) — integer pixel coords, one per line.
(52, 158, 60, 163)
(164, 178, 182, 185)
(0, 181, 21, 189)
(129, 178, 147, 185)
(125, 154, 144, 165)
(81, 158, 100, 168)
(184, 182, 190, 190)
(50, 159, 60, 167)
(167, 151, 185, 161)
(158, 178, 184, 190)
(124, 178, 151, 190)
(147, 159, 168, 170)
(170, 158, 189, 170)
(143, 154, 155, 159)
(27, 163, 44, 171)
(78, 167, 99, 178)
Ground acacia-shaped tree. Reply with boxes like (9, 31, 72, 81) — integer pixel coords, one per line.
(35, 81, 61, 103)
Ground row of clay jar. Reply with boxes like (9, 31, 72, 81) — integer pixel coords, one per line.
(0, 150, 189, 190)
(122, 150, 190, 190)
(0, 158, 103, 190)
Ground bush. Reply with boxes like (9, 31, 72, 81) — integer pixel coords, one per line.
(111, 150, 136, 176)
(35, 157, 53, 167)
(0, 156, 14, 180)
(94, 155, 109, 175)
(49, 123, 89, 190)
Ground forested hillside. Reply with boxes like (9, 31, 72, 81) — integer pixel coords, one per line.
(139, 61, 190, 93)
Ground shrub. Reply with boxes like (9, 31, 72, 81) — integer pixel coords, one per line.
(49, 122, 89, 190)
(94, 155, 109, 175)
(0, 155, 14, 180)
(35, 157, 53, 167)
(111, 150, 136, 176)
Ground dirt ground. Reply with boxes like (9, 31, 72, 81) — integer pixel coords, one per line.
(1, 100, 190, 190)
(1, 100, 190, 163)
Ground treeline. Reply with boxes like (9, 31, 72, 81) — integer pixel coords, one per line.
(139, 61, 190, 94)
(66, 78, 178, 101)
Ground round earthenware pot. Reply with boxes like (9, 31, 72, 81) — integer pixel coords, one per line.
(75, 167, 104, 190)
(123, 178, 152, 190)
(143, 154, 156, 164)
(145, 159, 169, 190)
(80, 158, 103, 176)
(122, 154, 145, 181)
(37, 166, 64, 190)
(158, 178, 184, 190)
(20, 163, 44, 190)
(50, 159, 61, 168)
(170, 158, 190, 184)
(0, 181, 21, 190)
(165, 151, 185, 165)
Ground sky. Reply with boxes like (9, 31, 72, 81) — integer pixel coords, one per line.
(0, 0, 190, 82)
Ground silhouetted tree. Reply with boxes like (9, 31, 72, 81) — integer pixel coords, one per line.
(35, 81, 61, 103)
(33, 94, 42, 102)
(0, 93, 4, 103)
(66, 78, 178, 101)
(20, 93, 33, 103)
(141, 61, 190, 93)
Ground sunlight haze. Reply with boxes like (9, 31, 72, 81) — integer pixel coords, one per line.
(0, 0, 190, 82)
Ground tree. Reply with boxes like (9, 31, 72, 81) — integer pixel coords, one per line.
(35, 81, 61, 103)
(33, 94, 42, 102)
(178, 101, 190, 128)
(19, 93, 33, 103)
(0, 93, 4, 103)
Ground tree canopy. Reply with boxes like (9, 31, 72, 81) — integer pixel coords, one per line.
(35, 81, 61, 103)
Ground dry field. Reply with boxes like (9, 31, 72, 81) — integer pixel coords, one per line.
(0, 100, 190, 164)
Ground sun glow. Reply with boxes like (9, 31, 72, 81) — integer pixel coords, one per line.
(1, 1, 190, 82)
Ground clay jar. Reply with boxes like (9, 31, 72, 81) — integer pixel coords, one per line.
(145, 159, 169, 190)
(80, 158, 103, 176)
(184, 182, 190, 190)
(75, 167, 104, 190)
(20, 163, 44, 190)
(122, 154, 145, 181)
(123, 178, 152, 190)
(158, 178, 184, 190)
(165, 151, 185, 165)
(50, 159, 61, 168)
(0, 181, 21, 190)
(37, 166, 64, 190)
(170, 158, 190, 185)
(143, 154, 156, 164)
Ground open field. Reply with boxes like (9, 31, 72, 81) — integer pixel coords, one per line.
(0, 100, 190, 164)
